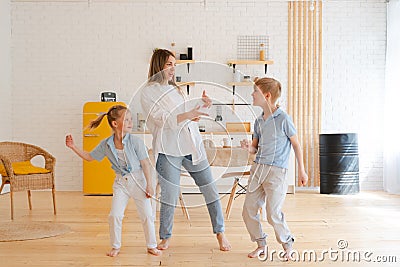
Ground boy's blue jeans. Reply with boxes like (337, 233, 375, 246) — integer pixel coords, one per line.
(156, 153, 225, 240)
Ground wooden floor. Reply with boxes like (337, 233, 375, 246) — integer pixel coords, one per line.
(1, 190, 400, 266)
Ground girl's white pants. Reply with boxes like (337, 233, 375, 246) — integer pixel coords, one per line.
(109, 171, 157, 249)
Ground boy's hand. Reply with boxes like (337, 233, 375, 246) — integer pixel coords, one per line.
(240, 139, 250, 151)
(145, 184, 154, 198)
(65, 134, 75, 149)
(298, 170, 309, 186)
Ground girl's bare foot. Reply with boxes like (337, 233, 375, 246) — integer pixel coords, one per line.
(248, 246, 265, 258)
(107, 248, 120, 257)
(157, 239, 169, 250)
(216, 233, 231, 251)
(147, 247, 162, 256)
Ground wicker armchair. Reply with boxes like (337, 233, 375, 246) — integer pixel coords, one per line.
(0, 142, 56, 220)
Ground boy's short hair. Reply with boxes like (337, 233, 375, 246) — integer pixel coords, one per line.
(254, 77, 282, 104)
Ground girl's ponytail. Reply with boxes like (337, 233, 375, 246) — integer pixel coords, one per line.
(88, 113, 107, 130)
(87, 105, 127, 130)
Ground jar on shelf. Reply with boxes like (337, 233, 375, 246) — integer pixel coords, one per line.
(259, 43, 265, 61)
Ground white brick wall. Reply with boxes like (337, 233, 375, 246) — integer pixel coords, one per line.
(0, 0, 12, 141)
(9, 0, 386, 191)
(322, 0, 386, 190)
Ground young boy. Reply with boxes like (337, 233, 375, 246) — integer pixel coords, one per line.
(241, 77, 308, 259)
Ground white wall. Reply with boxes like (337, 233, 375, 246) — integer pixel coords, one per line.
(0, 0, 12, 194)
(9, 0, 387, 191)
(1, 0, 12, 140)
(322, 1, 386, 190)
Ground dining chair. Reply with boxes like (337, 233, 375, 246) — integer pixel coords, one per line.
(204, 140, 259, 219)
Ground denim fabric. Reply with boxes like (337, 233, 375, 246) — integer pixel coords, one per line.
(90, 133, 149, 176)
(156, 153, 225, 239)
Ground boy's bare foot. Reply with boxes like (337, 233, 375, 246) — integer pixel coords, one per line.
(248, 246, 265, 258)
(282, 242, 293, 261)
(157, 239, 169, 250)
(216, 233, 231, 251)
(147, 247, 162, 256)
(107, 248, 120, 257)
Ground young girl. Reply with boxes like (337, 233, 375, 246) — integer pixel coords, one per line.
(65, 105, 161, 257)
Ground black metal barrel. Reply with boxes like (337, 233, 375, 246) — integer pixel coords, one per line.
(319, 133, 359, 194)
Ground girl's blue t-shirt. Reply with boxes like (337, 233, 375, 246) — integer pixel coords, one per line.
(90, 133, 149, 176)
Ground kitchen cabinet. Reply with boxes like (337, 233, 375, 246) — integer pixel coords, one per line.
(82, 102, 126, 195)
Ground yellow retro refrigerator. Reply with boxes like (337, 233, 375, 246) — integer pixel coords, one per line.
(83, 102, 126, 195)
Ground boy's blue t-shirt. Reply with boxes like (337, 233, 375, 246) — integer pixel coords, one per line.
(90, 133, 149, 176)
(253, 108, 296, 169)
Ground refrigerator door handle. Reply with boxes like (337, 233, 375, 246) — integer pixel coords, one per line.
(84, 134, 100, 137)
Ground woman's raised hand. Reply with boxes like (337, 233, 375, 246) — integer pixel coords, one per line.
(187, 105, 209, 122)
(201, 90, 212, 108)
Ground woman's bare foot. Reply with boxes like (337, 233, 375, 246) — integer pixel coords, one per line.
(247, 246, 265, 258)
(216, 233, 231, 251)
(147, 247, 162, 256)
(157, 239, 170, 250)
(107, 248, 120, 257)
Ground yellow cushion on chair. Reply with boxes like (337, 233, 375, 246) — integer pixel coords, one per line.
(0, 161, 50, 176)
(0, 164, 6, 176)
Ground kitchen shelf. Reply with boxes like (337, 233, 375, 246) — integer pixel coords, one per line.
(227, 59, 274, 74)
(200, 132, 253, 135)
(176, 60, 195, 73)
(227, 82, 253, 86)
(177, 81, 195, 94)
(227, 81, 253, 95)
(227, 60, 274, 94)
(227, 60, 274, 65)
(176, 60, 195, 64)
(213, 103, 250, 106)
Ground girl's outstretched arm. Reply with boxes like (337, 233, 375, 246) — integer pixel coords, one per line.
(66, 134, 94, 161)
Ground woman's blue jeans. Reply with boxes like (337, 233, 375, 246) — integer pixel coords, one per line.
(156, 153, 225, 240)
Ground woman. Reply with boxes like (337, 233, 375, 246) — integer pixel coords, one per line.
(140, 49, 231, 251)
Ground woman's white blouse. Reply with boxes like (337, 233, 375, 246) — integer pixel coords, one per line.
(141, 83, 206, 165)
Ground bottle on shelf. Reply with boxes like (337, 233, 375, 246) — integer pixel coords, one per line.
(187, 46, 193, 60)
(259, 43, 265, 61)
